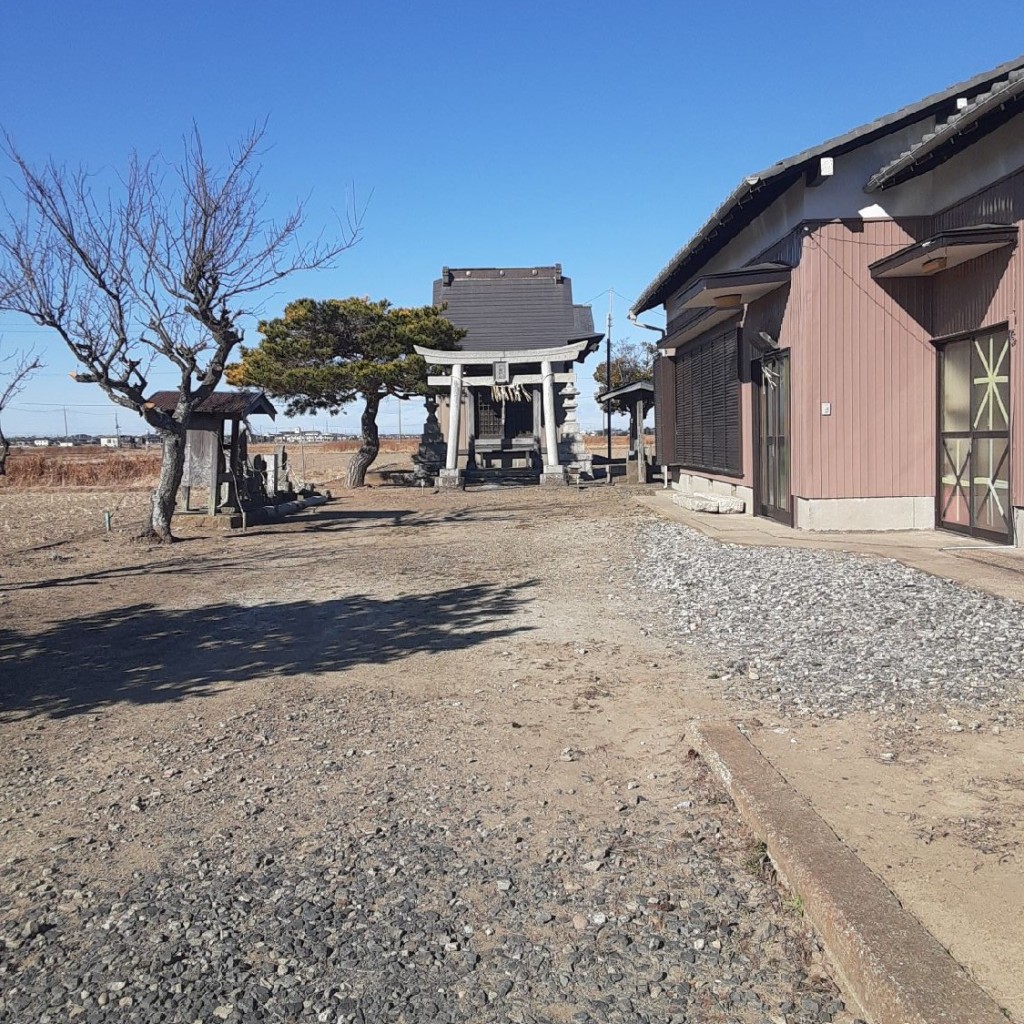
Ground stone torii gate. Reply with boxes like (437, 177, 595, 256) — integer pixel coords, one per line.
(414, 335, 599, 487)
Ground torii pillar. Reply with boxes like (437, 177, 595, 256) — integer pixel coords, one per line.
(539, 359, 566, 485)
(438, 362, 464, 488)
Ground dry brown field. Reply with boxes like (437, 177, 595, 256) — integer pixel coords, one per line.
(3, 446, 161, 488)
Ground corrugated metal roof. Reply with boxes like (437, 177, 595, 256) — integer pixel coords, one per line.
(147, 390, 276, 419)
(633, 53, 1024, 315)
(866, 69, 1024, 192)
(433, 266, 596, 353)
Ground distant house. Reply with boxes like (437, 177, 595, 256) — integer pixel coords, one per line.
(276, 430, 332, 444)
(98, 436, 121, 449)
(32, 438, 51, 447)
(635, 55, 1024, 543)
(415, 265, 602, 485)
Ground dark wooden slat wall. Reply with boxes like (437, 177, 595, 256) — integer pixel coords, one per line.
(672, 325, 741, 476)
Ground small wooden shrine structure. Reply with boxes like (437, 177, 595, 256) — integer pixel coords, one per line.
(146, 390, 277, 514)
(598, 380, 655, 483)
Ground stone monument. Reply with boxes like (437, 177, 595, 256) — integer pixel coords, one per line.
(557, 382, 593, 479)
(412, 394, 447, 484)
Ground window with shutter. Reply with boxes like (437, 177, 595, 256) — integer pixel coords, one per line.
(671, 326, 741, 475)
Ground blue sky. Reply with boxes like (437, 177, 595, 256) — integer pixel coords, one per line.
(1, 1, 1022, 436)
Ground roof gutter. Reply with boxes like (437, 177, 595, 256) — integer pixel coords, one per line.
(626, 309, 667, 341)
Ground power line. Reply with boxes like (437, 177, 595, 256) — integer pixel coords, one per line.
(612, 288, 646, 310)
(804, 233, 937, 354)
(7, 406, 121, 418)
(11, 400, 128, 409)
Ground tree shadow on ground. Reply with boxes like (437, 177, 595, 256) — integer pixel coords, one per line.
(284, 506, 525, 532)
(0, 580, 537, 721)
(1, 507, 526, 593)
(2, 551, 340, 593)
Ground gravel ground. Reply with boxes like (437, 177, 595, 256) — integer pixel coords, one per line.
(0, 692, 844, 1024)
(0, 490, 851, 1024)
(635, 520, 1024, 719)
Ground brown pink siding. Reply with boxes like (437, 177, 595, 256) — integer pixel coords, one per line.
(932, 169, 1024, 504)
(793, 219, 935, 501)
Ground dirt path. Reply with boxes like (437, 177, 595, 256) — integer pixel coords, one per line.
(0, 487, 848, 1023)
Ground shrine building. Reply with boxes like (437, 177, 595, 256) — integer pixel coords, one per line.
(414, 265, 602, 486)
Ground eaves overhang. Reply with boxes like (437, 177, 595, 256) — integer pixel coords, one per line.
(597, 380, 654, 408)
(146, 390, 277, 420)
(868, 224, 1018, 279)
(866, 74, 1024, 193)
(675, 263, 791, 310)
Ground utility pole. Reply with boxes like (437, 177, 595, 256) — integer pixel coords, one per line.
(606, 289, 613, 466)
(63, 406, 69, 441)
(397, 395, 403, 441)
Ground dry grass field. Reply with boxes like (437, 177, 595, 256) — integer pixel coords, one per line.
(3, 447, 161, 488)
(3, 433, 648, 491)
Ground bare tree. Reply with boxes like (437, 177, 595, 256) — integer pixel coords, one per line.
(0, 341, 42, 476)
(0, 126, 358, 539)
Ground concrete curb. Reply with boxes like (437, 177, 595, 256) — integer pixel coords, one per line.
(688, 719, 1007, 1024)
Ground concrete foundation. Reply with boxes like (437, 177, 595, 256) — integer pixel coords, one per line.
(794, 496, 934, 532)
(689, 720, 1008, 1024)
(437, 468, 464, 489)
(540, 467, 567, 487)
(671, 471, 754, 513)
(673, 492, 746, 514)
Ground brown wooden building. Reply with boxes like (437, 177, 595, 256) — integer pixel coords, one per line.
(636, 56, 1024, 542)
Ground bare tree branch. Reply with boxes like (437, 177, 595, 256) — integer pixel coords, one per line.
(0, 124, 361, 537)
(0, 341, 43, 476)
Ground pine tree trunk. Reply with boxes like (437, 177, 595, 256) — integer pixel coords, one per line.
(0, 430, 9, 477)
(144, 427, 187, 542)
(346, 393, 381, 488)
